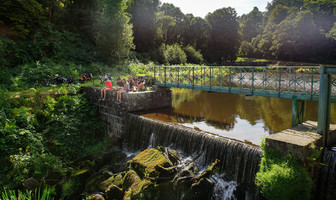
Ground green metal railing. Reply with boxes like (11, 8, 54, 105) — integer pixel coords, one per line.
(154, 66, 336, 102)
(154, 65, 336, 144)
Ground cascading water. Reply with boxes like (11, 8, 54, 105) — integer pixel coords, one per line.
(124, 114, 263, 198)
(319, 149, 336, 200)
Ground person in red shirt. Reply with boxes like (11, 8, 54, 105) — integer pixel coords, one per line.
(99, 78, 112, 101)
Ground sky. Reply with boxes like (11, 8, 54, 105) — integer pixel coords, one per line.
(160, 0, 270, 17)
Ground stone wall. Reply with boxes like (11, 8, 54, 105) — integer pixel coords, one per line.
(80, 86, 172, 144)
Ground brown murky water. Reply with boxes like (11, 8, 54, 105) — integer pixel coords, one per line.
(141, 88, 336, 145)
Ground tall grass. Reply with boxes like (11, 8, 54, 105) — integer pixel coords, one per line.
(1, 187, 54, 200)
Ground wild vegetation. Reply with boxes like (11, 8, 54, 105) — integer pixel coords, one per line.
(255, 140, 313, 200)
(0, 0, 335, 199)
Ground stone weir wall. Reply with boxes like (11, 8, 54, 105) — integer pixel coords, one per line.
(80, 86, 172, 143)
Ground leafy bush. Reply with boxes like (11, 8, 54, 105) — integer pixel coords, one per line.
(183, 45, 204, 64)
(158, 44, 187, 65)
(255, 140, 313, 200)
(0, 87, 104, 187)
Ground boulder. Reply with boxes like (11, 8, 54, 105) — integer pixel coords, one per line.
(191, 178, 214, 199)
(89, 193, 105, 200)
(122, 170, 156, 199)
(98, 172, 124, 192)
(127, 148, 173, 178)
(105, 184, 123, 200)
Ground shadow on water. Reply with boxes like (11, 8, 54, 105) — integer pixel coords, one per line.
(139, 88, 336, 145)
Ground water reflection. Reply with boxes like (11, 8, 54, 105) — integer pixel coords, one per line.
(141, 88, 336, 145)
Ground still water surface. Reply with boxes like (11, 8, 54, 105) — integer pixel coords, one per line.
(141, 88, 336, 145)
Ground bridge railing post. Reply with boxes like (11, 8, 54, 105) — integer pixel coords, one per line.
(153, 66, 156, 85)
(177, 67, 179, 87)
(192, 67, 195, 89)
(317, 66, 331, 146)
(164, 66, 167, 87)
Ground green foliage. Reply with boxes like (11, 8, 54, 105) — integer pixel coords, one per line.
(95, 0, 134, 64)
(61, 178, 78, 199)
(1, 187, 55, 200)
(0, 0, 45, 38)
(205, 7, 241, 63)
(0, 87, 104, 187)
(158, 43, 187, 65)
(239, 41, 255, 57)
(183, 45, 204, 64)
(240, 7, 263, 42)
(127, 0, 159, 52)
(255, 140, 313, 200)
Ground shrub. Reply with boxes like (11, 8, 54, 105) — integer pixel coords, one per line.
(183, 45, 204, 64)
(255, 140, 313, 200)
(159, 44, 187, 65)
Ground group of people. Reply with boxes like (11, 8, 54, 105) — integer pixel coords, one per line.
(99, 76, 146, 104)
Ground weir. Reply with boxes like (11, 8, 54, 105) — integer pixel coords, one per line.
(125, 114, 262, 188)
(81, 85, 336, 199)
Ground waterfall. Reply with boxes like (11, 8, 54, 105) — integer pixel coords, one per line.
(124, 114, 262, 187)
(319, 149, 336, 200)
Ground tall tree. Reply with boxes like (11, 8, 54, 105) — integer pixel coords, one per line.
(95, 0, 134, 63)
(205, 7, 241, 63)
(0, 0, 45, 38)
(240, 7, 264, 42)
(127, 0, 159, 52)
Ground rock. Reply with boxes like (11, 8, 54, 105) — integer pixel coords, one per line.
(98, 172, 124, 192)
(90, 193, 105, 200)
(154, 165, 176, 180)
(122, 170, 142, 192)
(105, 184, 123, 200)
(194, 159, 220, 180)
(191, 178, 214, 200)
(165, 149, 180, 165)
(24, 177, 39, 190)
(122, 170, 156, 199)
(127, 148, 173, 178)
(180, 162, 198, 177)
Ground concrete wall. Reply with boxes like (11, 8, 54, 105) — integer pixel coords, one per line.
(80, 86, 172, 143)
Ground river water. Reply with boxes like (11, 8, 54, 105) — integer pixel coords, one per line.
(139, 88, 336, 145)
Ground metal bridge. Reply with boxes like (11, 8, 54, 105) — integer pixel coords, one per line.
(154, 65, 336, 146)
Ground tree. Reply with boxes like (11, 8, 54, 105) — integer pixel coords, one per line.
(304, 0, 336, 32)
(205, 7, 241, 63)
(0, 0, 45, 38)
(157, 3, 187, 45)
(189, 17, 210, 52)
(266, 0, 304, 13)
(127, 0, 159, 52)
(240, 7, 264, 42)
(95, 0, 134, 63)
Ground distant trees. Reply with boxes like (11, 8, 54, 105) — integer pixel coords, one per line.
(127, 0, 159, 52)
(240, 0, 336, 63)
(1, 0, 335, 66)
(205, 8, 241, 62)
(95, 0, 134, 63)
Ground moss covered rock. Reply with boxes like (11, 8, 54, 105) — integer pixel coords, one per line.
(122, 170, 156, 199)
(105, 184, 123, 200)
(98, 172, 124, 192)
(127, 148, 173, 178)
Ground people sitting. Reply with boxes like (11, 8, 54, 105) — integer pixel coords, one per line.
(116, 78, 129, 104)
(128, 76, 134, 92)
(133, 77, 139, 91)
(137, 76, 146, 91)
(99, 78, 112, 101)
(115, 77, 124, 90)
